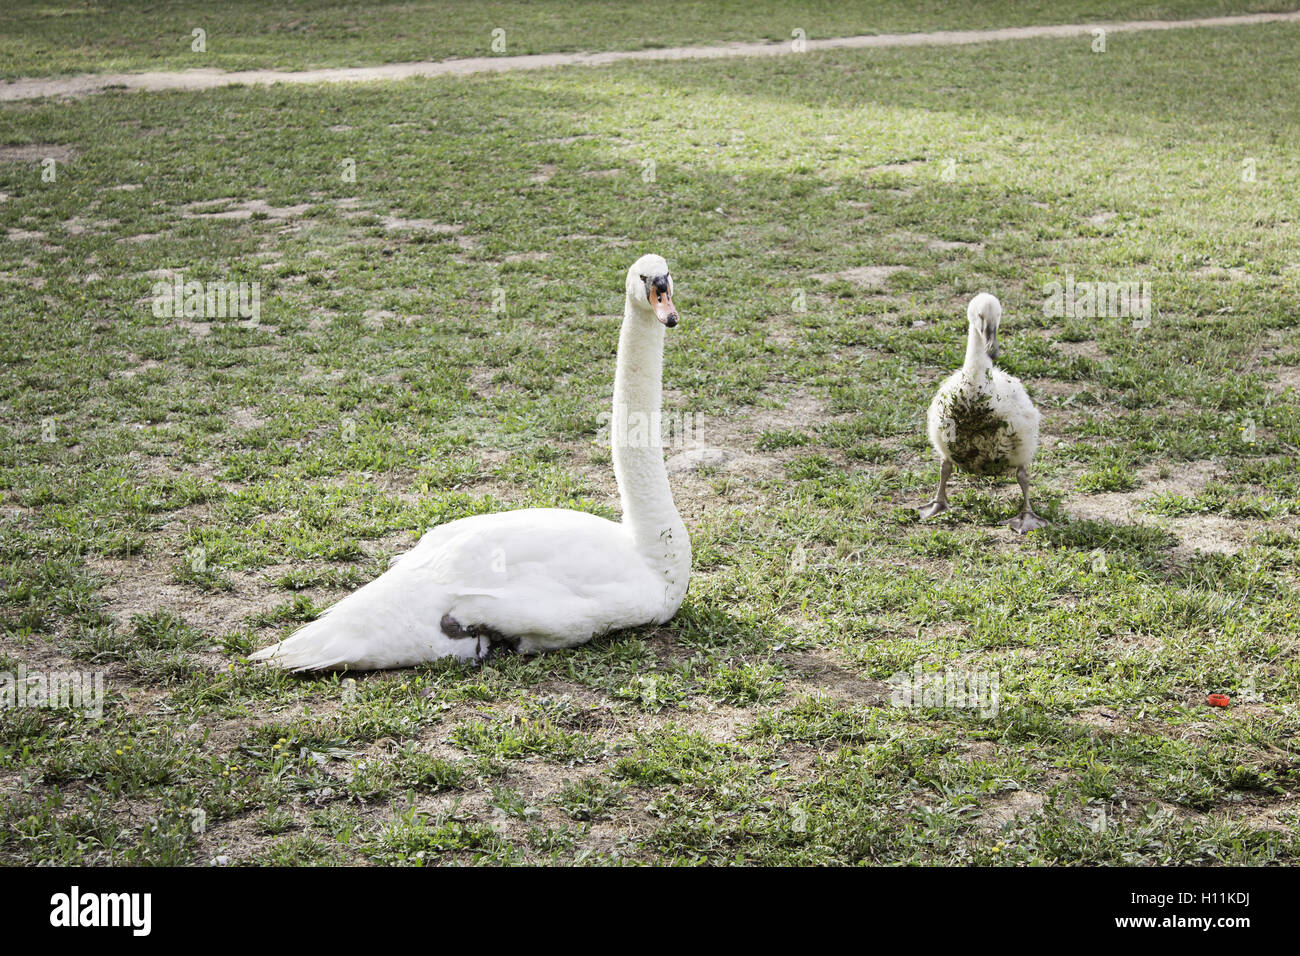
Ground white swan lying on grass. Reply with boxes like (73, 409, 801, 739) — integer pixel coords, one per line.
(918, 293, 1046, 534)
(251, 254, 691, 670)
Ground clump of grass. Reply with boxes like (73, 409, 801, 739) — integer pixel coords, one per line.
(449, 718, 605, 764)
(703, 660, 785, 706)
(364, 806, 514, 865)
(757, 429, 811, 450)
(554, 776, 624, 822)
(1076, 462, 1137, 493)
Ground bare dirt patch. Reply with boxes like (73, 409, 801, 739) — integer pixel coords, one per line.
(111, 356, 163, 379)
(1268, 366, 1300, 397)
(1166, 514, 1259, 557)
(86, 556, 283, 638)
(1053, 339, 1106, 360)
(785, 653, 891, 705)
(380, 216, 461, 233)
(62, 217, 119, 236)
(1194, 265, 1252, 281)
(181, 199, 314, 221)
(1069, 460, 1220, 525)
(1066, 460, 1300, 558)
(0, 144, 74, 162)
(926, 238, 985, 252)
(812, 265, 905, 288)
(864, 161, 925, 176)
(667, 388, 832, 480)
(229, 406, 268, 430)
(979, 789, 1046, 829)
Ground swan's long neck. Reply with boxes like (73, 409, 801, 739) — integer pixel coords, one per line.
(611, 296, 690, 608)
(962, 323, 992, 378)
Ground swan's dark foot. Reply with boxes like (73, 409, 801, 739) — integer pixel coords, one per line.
(439, 613, 472, 642)
(917, 500, 948, 520)
(1008, 510, 1048, 534)
(440, 614, 518, 663)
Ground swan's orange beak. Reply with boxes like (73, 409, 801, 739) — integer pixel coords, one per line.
(650, 285, 679, 328)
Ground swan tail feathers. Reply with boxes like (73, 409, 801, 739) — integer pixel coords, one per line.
(247, 615, 358, 672)
(247, 572, 468, 671)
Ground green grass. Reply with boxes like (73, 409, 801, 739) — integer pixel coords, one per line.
(1, 0, 1297, 78)
(2, 14, 1300, 865)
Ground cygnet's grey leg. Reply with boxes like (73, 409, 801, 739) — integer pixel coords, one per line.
(918, 459, 953, 520)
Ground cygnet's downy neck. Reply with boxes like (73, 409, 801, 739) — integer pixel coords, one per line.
(963, 323, 994, 377)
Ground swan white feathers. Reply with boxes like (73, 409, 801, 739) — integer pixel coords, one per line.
(250, 254, 691, 671)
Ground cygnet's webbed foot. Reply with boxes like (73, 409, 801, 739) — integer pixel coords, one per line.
(917, 500, 948, 520)
(1008, 510, 1048, 534)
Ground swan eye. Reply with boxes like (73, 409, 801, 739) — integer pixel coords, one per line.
(643, 273, 670, 299)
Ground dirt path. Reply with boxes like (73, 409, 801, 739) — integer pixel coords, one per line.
(3, 10, 1299, 102)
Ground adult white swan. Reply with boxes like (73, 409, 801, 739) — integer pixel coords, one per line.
(250, 254, 691, 670)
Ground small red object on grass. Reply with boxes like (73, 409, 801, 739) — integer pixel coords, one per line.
(1207, 694, 1230, 708)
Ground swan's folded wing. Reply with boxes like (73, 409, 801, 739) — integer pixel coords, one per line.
(405, 508, 666, 648)
(398, 508, 639, 584)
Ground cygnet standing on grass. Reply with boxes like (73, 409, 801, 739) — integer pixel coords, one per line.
(918, 293, 1045, 534)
